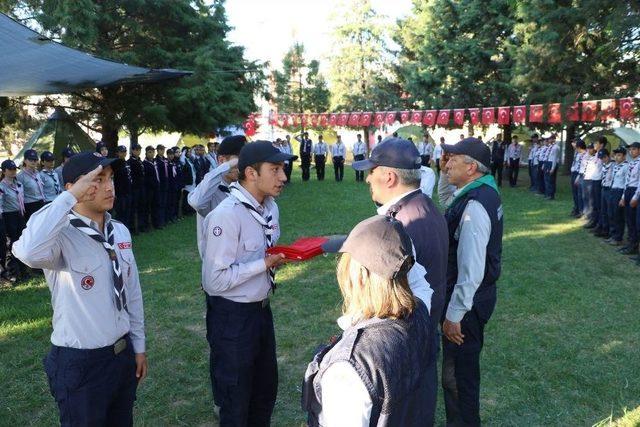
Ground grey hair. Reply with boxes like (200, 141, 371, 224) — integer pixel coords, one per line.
(462, 155, 490, 174)
(389, 167, 422, 187)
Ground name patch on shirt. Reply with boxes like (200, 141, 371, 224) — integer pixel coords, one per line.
(118, 242, 132, 250)
(81, 275, 95, 290)
(213, 226, 222, 236)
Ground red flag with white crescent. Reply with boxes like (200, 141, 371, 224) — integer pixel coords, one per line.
(337, 113, 349, 127)
(319, 113, 328, 127)
(566, 103, 580, 121)
(619, 97, 635, 120)
(600, 99, 617, 121)
(581, 101, 598, 122)
(400, 111, 410, 124)
(279, 113, 288, 127)
(302, 114, 310, 127)
(529, 105, 543, 123)
(348, 112, 361, 127)
(453, 109, 465, 126)
(291, 114, 299, 127)
(385, 111, 397, 125)
(411, 111, 423, 124)
(423, 110, 437, 126)
(497, 107, 510, 125)
(437, 110, 450, 126)
(310, 114, 319, 127)
(329, 114, 338, 126)
(374, 112, 385, 127)
(469, 108, 480, 125)
(547, 103, 562, 123)
(360, 112, 372, 126)
(512, 106, 526, 124)
(482, 108, 495, 125)
(244, 117, 257, 136)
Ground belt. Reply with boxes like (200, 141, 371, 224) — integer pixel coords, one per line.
(52, 334, 129, 357)
(208, 295, 270, 310)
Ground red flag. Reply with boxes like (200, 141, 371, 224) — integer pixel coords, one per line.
(400, 111, 410, 124)
(600, 99, 617, 121)
(374, 112, 385, 127)
(301, 114, 309, 127)
(310, 114, 319, 127)
(348, 112, 361, 127)
(497, 107, 510, 125)
(244, 117, 256, 136)
(329, 113, 338, 126)
(279, 113, 288, 127)
(581, 101, 598, 122)
(422, 110, 437, 126)
(337, 113, 349, 127)
(469, 108, 480, 125)
(482, 108, 495, 125)
(453, 109, 465, 126)
(437, 110, 450, 126)
(512, 106, 526, 124)
(529, 105, 543, 123)
(619, 97, 635, 120)
(291, 114, 299, 127)
(411, 111, 423, 124)
(385, 111, 397, 125)
(319, 113, 328, 127)
(547, 103, 562, 123)
(360, 112, 372, 126)
(566, 103, 580, 121)
(268, 112, 278, 125)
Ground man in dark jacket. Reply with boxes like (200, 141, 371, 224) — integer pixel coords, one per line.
(155, 144, 169, 228)
(127, 144, 146, 233)
(490, 135, 506, 187)
(142, 146, 160, 229)
(112, 145, 132, 228)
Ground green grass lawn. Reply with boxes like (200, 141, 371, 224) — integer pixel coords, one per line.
(1, 166, 639, 426)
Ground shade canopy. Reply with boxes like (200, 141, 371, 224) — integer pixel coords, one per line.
(0, 13, 191, 96)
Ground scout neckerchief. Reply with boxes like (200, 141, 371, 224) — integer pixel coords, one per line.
(448, 174, 499, 208)
(42, 169, 61, 194)
(3, 178, 25, 215)
(68, 212, 127, 312)
(229, 182, 276, 292)
(23, 168, 45, 200)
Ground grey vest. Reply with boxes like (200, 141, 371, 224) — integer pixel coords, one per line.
(302, 301, 432, 426)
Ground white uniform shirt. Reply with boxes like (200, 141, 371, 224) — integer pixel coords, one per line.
(433, 144, 443, 161)
(528, 144, 538, 162)
(314, 142, 328, 156)
(579, 152, 591, 175)
(40, 169, 62, 202)
(352, 140, 367, 157)
(547, 143, 561, 171)
(584, 155, 603, 180)
(611, 162, 628, 190)
(570, 151, 584, 173)
(419, 166, 436, 198)
(206, 152, 218, 171)
(331, 143, 346, 158)
(12, 191, 145, 352)
(506, 143, 522, 160)
(202, 183, 280, 303)
(17, 169, 44, 203)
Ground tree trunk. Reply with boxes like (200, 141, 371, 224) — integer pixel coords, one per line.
(99, 88, 121, 156)
(564, 124, 576, 175)
(127, 123, 139, 149)
(502, 124, 513, 143)
(363, 126, 370, 154)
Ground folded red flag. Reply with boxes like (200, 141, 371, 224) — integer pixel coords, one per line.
(267, 237, 329, 261)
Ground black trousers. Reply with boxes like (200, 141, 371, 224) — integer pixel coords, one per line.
(154, 187, 167, 228)
(130, 187, 146, 232)
(114, 194, 131, 229)
(537, 165, 546, 194)
(624, 187, 638, 246)
(436, 159, 441, 175)
(301, 155, 311, 181)
(167, 188, 178, 222)
(3, 211, 26, 277)
(314, 155, 326, 180)
(544, 162, 558, 199)
(354, 154, 365, 181)
(571, 172, 581, 213)
(490, 162, 503, 187)
(182, 190, 195, 216)
(420, 155, 431, 167)
(24, 200, 44, 223)
(508, 158, 520, 186)
(0, 217, 6, 275)
(206, 295, 277, 427)
(442, 296, 496, 427)
(333, 158, 344, 181)
(284, 161, 292, 182)
(43, 336, 137, 427)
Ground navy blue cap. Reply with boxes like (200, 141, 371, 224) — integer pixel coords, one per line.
(575, 139, 586, 149)
(24, 149, 38, 161)
(40, 151, 55, 162)
(238, 141, 296, 172)
(587, 142, 595, 149)
(131, 144, 142, 150)
(442, 137, 492, 169)
(116, 145, 127, 153)
(218, 135, 247, 156)
(62, 151, 116, 185)
(629, 142, 640, 149)
(62, 147, 75, 158)
(1, 159, 17, 170)
(613, 146, 627, 155)
(95, 141, 107, 152)
(597, 149, 610, 159)
(352, 137, 421, 171)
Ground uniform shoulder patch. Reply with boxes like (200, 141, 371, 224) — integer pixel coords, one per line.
(118, 242, 132, 249)
(212, 226, 222, 237)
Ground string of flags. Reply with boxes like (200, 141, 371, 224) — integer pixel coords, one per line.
(245, 97, 636, 134)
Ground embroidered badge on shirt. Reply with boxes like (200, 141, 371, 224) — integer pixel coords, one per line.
(213, 226, 222, 236)
(118, 242, 132, 249)
(81, 275, 95, 290)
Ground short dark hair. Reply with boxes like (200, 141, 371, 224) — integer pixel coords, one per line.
(239, 162, 264, 181)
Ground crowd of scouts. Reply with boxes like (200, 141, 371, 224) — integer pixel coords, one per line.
(6, 130, 504, 426)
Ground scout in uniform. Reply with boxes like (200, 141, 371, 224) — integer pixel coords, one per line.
(113, 145, 133, 229)
(13, 152, 147, 426)
(417, 135, 434, 166)
(313, 135, 328, 181)
(142, 146, 160, 230)
(596, 149, 613, 238)
(179, 146, 197, 216)
(17, 148, 45, 222)
(39, 151, 62, 204)
(330, 135, 346, 182)
(0, 160, 26, 282)
(127, 144, 146, 233)
(607, 147, 628, 245)
(528, 134, 539, 191)
(281, 135, 294, 182)
(352, 134, 367, 182)
(155, 144, 169, 228)
(505, 135, 522, 187)
(619, 142, 640, 256)
(55, 147, 75, 185)
(297, 132, 313, 181)
(543, 135, 561, 200)
(202, 141, 294, 426)
(569, 139, 586, 217)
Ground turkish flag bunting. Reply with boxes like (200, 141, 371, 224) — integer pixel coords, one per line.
(337, 113, 350, 127)
(469, 108, 480, 125)
(547, 103, 562, 123)
(453, 109, 465, 126)
(400, 111, 410, 124)
(482, 108, 495, 125)
(329, 114, 338, 126)
(437, 110, 450, 126)
(566, 103, 580, 121)
(374, 112, 385, 127)
(411, 111, 423, 124)
(360, 112, 372, 126)
(291, 114, 299, 127)
(619, 97, 635, 120)
(269, 112, 278, 125)
(600, 99, 617, 121)
(512, 106, 526, 124)
(529, 105, 543, 123)
(497, 107, 510, 125)
(319, 113, 328, 127)
(244, 118, 256, 137)
(301, 114, 309, 127)
(581, 101, 598, 122)
(348, 112, 361, 127)
(423, 110, 437, 126)
(310, 114, 319, 127)
(385, 111, 397, 125)
(279, 114, 288, 127)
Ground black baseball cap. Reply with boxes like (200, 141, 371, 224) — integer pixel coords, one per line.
(95, 141, 107, 152)
(62, 151, 116, 184)
(24, 149, 38, 161)
(613, 146, 627, 155)
(587, 142, 595, 149)
(131, 144, 142, 151)
(40, 151, 55, 162)
(575, 139, 586, 149)
(322, 215, 414, 280)
(145, 146, 155, 152)
(1, 159, 17, 170)
(62, 147, 75, 158)
(352, 137, 421, 171)
(442, 137, 491, 169)
(116, 145, 127, 153)
(218, 135, 247, 156)
(238, 141, 296, 172)
(597, 149, 610, 159)
(629, 142, 640, 149)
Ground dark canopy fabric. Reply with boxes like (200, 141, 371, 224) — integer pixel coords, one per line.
(0, 13, 191, 96)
